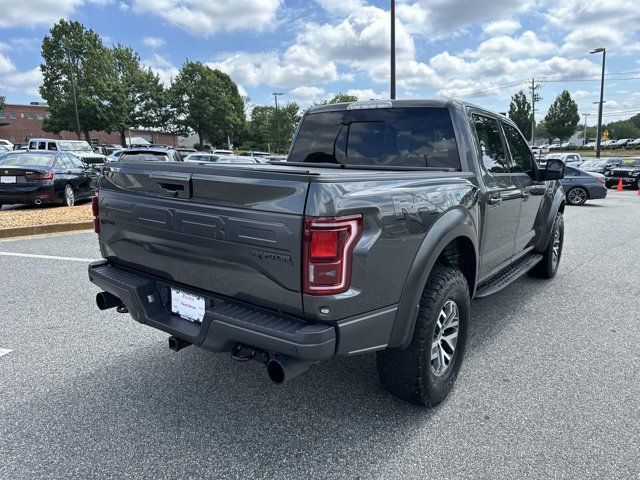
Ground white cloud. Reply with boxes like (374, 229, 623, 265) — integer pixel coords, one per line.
(0, 0, 81, 28)
(482, 19, 521, 37)
(142, 36, 165, 48)
(0, 52, 16, 74)
(315, 0, 363, 14)
(290, 86, 326, 104)
(0, 66, 43, 97)
(143, 53, 179, 85)
(345, 88, 385, 100)
(463, 31, 556, 59)
(131, 0, 281, 36)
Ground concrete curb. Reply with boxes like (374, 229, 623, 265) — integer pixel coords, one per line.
(0, 221, 93, 239)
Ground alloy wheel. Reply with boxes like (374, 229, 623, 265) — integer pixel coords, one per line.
(567, 187, 587, 205)
(65, 185, 75, 207)
(431, 300, 460, 377)
(552, 224, 562, 267)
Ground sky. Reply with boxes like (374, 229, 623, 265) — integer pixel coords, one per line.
(0, 0, 639, 126)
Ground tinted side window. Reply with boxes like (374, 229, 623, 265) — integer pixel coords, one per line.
(565, 166, 580, 176)
(48, 142, 58, 151)
(68, 154, 84, 168)
(502, 123, 533, 173)
(56, 155, 71, 169)
(472, 115, 508, 174)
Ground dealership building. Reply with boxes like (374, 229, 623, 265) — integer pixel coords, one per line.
(0, 102, 178, 147)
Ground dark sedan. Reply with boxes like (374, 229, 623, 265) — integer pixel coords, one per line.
(0, 151, 96, 209)
(562, 165, 608, 205)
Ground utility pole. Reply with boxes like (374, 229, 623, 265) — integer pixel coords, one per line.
(65, 47, 82, 141)
(582, 113, 590, 146)
(272, 92, 284, 153)
(528, 78, 541, 145)
(590, 47, 606, 158)
(390, 0, 396, 100)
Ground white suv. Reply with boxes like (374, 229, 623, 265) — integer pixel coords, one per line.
(27, 138, 107, 166)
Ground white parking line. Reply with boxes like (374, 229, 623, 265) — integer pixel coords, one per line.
(0, 348, 12, 357)
(0, 251, 97, 262)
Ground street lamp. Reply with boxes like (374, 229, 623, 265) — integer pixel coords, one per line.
(390, 0, 396, 100)
(590, 47, 606, 158)
(272, 92, 284, 153)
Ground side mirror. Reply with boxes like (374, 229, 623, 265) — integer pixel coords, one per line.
(543, 158, 565, 181)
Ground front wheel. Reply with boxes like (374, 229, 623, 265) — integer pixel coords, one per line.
(376, 265, 470, 407)
(64, 184, 75, 207)
(566, 187, 588, 205)
(530, 213, 564, 279)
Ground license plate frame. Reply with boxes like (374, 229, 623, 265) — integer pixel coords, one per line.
(170, 287, 205, 324)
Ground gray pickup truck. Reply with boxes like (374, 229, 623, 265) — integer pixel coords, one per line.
(89, 100, 565, 406)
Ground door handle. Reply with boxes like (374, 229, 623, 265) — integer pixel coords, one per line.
(487, 193, 503, 206)
(521, 189, 530, 200)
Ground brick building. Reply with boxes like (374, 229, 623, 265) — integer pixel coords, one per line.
(0, 102, 178, 147)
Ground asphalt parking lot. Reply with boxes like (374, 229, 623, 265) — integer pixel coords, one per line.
(1, 189, 639, 479)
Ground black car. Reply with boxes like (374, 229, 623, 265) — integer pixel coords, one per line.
(118, 147, 182, 163)
(0, 151, 96, 209)
(604, 157, 640, 188)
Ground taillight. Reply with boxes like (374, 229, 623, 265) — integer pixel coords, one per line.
(596, 178, 605, 184)
(25, 172, 54, 181)
(303, 215, 362, 295)
(92, 191, 100, 234)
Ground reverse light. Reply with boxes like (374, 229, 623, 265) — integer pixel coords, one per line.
(303, 215, 362, 295)
(91, 191, 100, 234)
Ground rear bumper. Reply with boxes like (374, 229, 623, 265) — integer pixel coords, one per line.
(589, 185, 608, 199)
(0, 185, 58, 205)
(88, 261, 397, 361)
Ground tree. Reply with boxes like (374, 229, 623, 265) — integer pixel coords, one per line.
(0, 95, 5, 111)
(240, 102, 301, 152)
(40, 20, 121, 140)
(507, 90, 532, 141)
(315, 93, 358, 105)
(535, 119, 552, 143)
(543, 90, 580, 142)
(169, 61, 244, 149)
(111, 45, 167, 146)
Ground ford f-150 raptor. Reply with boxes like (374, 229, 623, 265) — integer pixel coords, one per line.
(88, 100, 566, 407)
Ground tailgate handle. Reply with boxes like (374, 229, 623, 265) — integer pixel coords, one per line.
(149, 172, 192, 199)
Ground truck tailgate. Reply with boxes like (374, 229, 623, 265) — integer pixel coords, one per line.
(97, 162, 311, 315)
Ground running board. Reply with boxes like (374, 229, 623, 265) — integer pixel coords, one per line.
(475, 253, 543, 298)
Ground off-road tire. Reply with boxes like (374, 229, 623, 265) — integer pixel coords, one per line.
(530, 213, 564, 279)
(376, 265, 470, 407)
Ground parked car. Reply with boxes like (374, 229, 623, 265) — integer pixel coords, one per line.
(610, 139, 630, 150)
(119, 147, 182, 163)
(265, 155, 288, 162)
(107, 149, 125, 162)
(211, 149, 235, 156)
(89, 99, 566, 407)
(601, 140, 615, 149)
(561, 141, 578, 148)
(0, 151, 96, 209)
(175, 148, 197, 160)
(578, 159, 607, 174)
(26, 138, 107, 168)
(626, 138, 640, 149)
(561, 165, 607, 205)
(184, 153, 256, 164)
(240, 151, 271, 163)
(0, 139, 14, 150)
(0, 145, 10, 155)
(604, 157, 640, 189)
(540, 152, 582, 168)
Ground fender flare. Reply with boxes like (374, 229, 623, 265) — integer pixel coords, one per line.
(536, 187, 566, 251)
(388, 208, 479, 349)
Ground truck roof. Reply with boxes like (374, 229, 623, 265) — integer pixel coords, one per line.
(306, 98, 488, 114)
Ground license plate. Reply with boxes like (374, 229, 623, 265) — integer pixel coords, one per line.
(0, 176, 16, 184)
(170, 288, 205, 323)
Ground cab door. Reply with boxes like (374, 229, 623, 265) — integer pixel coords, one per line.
(471, 113, 522, 278)
(501, 122, 545, 254)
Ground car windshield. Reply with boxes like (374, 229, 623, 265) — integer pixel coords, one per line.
(289, 106, 461, 169)
(120, 152, 170, 162)
(619, 158, 640, 167)
(0, 153, 54, 167)
(58, 141, 93, 152)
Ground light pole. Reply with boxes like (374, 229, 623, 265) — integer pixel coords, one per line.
(64, 47, 82, 141)
(390, 0, 396, 100)
(590, 47, 606, 158)
(582, 113, 589, 146)
(272, 92, 284, 153)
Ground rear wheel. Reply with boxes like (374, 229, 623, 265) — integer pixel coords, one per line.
(376, 265, 470, 407)
(64, 184, 75, 207)
(566, 187, 588, 205)
(530, 213, 564, 279)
